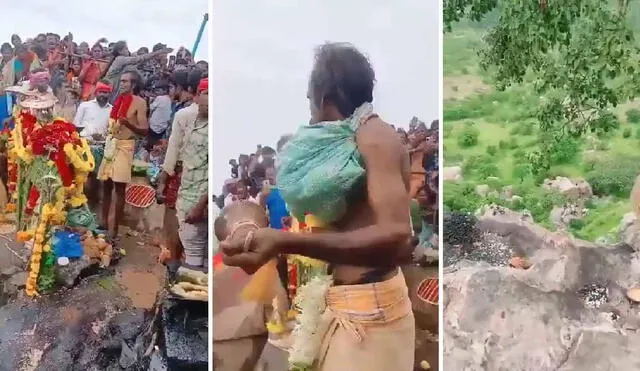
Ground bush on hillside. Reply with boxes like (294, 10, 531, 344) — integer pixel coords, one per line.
(569, 218, 586, 231)
(550, 137, 581, 165)
(485, 176, 503, 190)
(458, 123, 480, 148)
(512, 149, 526, 161)
(498, 140, 509, 150)
(623, 128, 632, 138)
(478, 162, 500, 178)
(635, 127, 640, 139)
(627, 108, 640, 124)
(444, 182, 483, 213)
(520, 190, 566, 224)
(586, 155, 640, 197)
(486, 145, 498, 156)
(519, 122, 535, 136)
(512, 163, 533, 182)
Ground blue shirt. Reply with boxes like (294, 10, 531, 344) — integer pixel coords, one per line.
(265, 188, 289, 229)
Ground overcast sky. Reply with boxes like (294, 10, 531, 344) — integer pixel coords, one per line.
(212, 0, 440, 191)
(0, 0, 209, 60)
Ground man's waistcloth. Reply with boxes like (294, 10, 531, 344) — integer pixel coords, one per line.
(323, 269, 412, 338)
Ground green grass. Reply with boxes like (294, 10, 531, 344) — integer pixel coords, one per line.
(570, 200, 630, 241)
(444, 17, 640, 242)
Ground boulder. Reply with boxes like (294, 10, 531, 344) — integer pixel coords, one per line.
(549, 204, 585, 229)
(445, 212, 640, 370)
(619, 212, 640, 251)
(443, 166, 463, 183)
(444, 264, 586, 370)
(502, 185, 514, 199)
(475, 184, 489, 197)
(56, 256, 94, 288)
(557, 331, 640, 370)
(543, 177, 592, 200)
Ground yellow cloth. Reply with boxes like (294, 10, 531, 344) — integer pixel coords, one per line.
(316, 270, 415, 370)
(97, 139, 134, 183)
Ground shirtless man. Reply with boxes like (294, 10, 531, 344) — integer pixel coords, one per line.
(221, 42, 416, 370)
(97, 70, 148, 239)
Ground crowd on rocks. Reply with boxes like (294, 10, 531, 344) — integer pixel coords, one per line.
(0, 32, 210, 271)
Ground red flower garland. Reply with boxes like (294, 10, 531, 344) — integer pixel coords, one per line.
(25, 186, 40, 215)
(28, 118, 80, 187)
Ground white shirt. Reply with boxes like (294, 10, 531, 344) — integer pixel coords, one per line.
(163, 103, 198, 176)
(73, 99, 112, 138)
(149, 95, 172, 134)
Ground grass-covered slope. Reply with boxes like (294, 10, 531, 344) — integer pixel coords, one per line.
(443, 16, 640, 242)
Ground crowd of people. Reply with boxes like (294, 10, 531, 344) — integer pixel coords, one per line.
(0, 32, 209, 270)
(217, 117, 439, 252)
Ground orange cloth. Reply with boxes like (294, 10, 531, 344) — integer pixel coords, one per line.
(46, 47, 63, 71)
(80, 60, 107, 100)
(316, 270, 415, 370)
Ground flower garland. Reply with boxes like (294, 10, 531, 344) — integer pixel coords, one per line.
(7, 110, 95, 297)
(288, 274, 333, 371)
(276, 213, 332, 371)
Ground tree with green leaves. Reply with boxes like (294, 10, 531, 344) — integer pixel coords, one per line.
(445, 0, 640, 175)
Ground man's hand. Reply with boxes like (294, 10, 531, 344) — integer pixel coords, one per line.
(185, 203, 206, 224)
(220, 228, 281, 274)
(156, 184, 166, 204)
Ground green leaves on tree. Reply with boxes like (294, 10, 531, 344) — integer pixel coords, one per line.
(444, 0, 640, 175)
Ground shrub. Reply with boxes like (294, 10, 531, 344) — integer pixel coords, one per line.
(512, 149, 526, 161)
(520, 190, 566, 224)
(444, 182, 483, 213)
(498, 140, 509, 150)
(462, 154, 490, 175)
(627, 108, 640, 124)
(485, 176, 503, 190)
(635, 127, 640, 140)
(458, 124, 480, 148)
(477, 162, 500, 179)
(512, 163, 533, 182)
(509, 125, 521, 135)
(550, 137, 580, 165)
(569, 219, 586, 231)
(486, 145, 498, 156)
(623, 128, 632, 138)
(509, 139, 520, 149)
(586, 156, 640, 197)
(519, 122, 535, 136)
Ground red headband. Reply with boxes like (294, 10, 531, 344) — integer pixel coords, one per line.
(95, 82, 112, 93)
(198, 78, 208, 93)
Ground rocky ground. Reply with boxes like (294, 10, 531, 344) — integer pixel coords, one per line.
(0, 205, 172, 371)
(444, 205, 640, 370)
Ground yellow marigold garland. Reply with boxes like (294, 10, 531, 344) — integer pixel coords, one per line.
(8, 110, 95, 297)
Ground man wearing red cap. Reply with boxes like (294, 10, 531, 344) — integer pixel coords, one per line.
(73, 81, 113, 209)
(73, 81, 113, 139)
